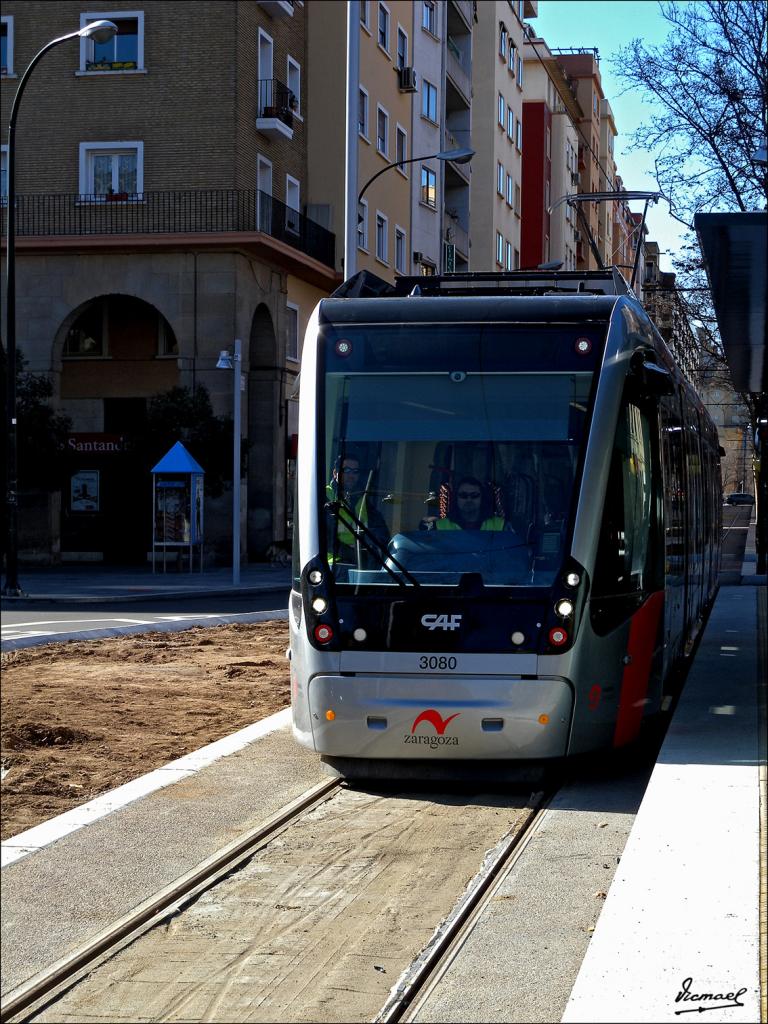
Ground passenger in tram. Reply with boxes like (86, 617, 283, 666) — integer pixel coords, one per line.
(422, 477, 515, 532)
(326, 452, 388, 561)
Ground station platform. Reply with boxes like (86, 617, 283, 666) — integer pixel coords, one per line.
(1, 528, 765, 1022)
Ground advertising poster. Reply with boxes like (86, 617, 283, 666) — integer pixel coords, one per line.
(71, 470, 100, 512)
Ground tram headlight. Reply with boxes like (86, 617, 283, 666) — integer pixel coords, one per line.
(311, 596, 328, 614)
(555, 598, 574, 618)
(308, 569, 324, 585)
(565, 572, 581, 588)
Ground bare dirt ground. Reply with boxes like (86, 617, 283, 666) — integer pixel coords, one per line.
(1, 621, 290, 841)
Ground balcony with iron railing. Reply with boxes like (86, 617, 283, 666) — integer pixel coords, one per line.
(257, 77, 297, 137)
(0, 189, 336, 270)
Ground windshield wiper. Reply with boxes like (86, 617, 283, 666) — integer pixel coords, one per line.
(326, 499, 420, 587)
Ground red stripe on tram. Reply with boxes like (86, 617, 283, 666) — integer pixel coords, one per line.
(612, 590, 665, 747)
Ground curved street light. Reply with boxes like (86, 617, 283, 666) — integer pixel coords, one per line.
(357, 146, 475, 204)
(3, 20, 117, 596)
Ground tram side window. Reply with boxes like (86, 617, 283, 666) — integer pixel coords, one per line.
(592, 401, 656, 614)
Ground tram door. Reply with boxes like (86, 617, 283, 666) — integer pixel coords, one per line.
(683, 407, 705, 636)
(660, 394, 686, 666)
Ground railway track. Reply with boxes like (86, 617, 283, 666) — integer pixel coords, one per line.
(1, 779, 551, 1024)
(0, 778, 341, 1023)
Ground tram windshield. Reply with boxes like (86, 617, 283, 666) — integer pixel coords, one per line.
(321, 322, 602, 589)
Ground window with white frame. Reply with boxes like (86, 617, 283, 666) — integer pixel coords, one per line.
(497, 162, 504, 195)
(516, 50, 524, 87)
(377, 106, 389, 155)
(516, 118, 523, 150)
(80, 12, 144, 71)
(496, 232, 504, 266)
(507, 107, 514, 139)
(499, 24, 507, 60)
(421, 165, 436, 207)
(79, 141, 143, 197)
(396, 125, 407, 173)
(358, 199, 369, 250)
(285, 175, 300, 234)
(422, 79, 437, 122)
(378, 2, 390, 51)
(376, 211, 388, 263)
(545, 125, 551, 158)
(397, 26, 408, 69)
(1, 17, 14, 76)
(505, 240, 513, 271)
(498, 93, 505, 128)
(508, 41, 515, 73)
(422, 0, 436, 35)
(506, 172, 513, 206)
(544, 179, 550, 211)
(359, 87, 369, 138)
(395, 226, 406, 273)
(360, 0, 370, 31)
(514, 182, 521, 215)
(286, 303, 299, 362)
(287, 57, 301, 116)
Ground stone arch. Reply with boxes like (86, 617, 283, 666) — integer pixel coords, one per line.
(247, 303, 284, 557)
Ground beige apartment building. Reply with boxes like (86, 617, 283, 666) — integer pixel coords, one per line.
(522, 31, 579, 270)
(471, 1, 538, 272)
(1, 0, 338, 565)
(598, 97, 617, 267)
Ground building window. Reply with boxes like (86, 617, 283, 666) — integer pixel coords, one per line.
(508, 41, 515, 73)
(376, 211, 388, 263)
(544, 179, 550, 210)
(422, 79, 437, 122)
(79, 141, 143, 197)
(516, 118, 523, 151)
(514, 248, 520, 269)
(397, 26, 408, 69)
(1, 16, 13, 76)
(506, 172, 513, 206)
(285, 175, 300, 234)
(378, 2, 390, 51)
(499, 24, 507, 60)
(507, 107, 514, 139)
(286, 303, 299, 362)
(80, 12, 144, 71)
(497, 162, 504, 195)
(514, 182, 521, 215)
(516, 51, 524, 88)
(496, 232, 504, 266)
(377, 105, 389, 156)
(545, 125, 551, 158)
(396, 125, 407, 173)
(422, 0, 436, 35)
(358, 198, 369, 250)
(505, 240, 513, 271)
(360, 0, 370, 30)
(421, 165, 436, 208)
(359, 87, 369, 138)
(64, 300, 107, 357)
(287, 57, 301, 116)
(498, 92, 505, 128)
(395, 226, 406, 273)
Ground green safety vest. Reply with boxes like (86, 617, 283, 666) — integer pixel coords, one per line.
(326, 484, 369, 548)
(435, 516, 506, 532)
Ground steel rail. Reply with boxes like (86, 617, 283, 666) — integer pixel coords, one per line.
(0, 777, 341, 1023)
(374, 789, 553, 1024)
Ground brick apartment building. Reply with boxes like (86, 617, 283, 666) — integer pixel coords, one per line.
(1, 0, 338, 565)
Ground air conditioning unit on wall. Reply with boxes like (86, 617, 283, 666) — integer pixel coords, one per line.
(397, 66, 418, 92)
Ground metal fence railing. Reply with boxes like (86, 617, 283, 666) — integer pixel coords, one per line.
(1, 189, 336, 269)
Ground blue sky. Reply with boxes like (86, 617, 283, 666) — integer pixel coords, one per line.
(534, 0, 691, 270)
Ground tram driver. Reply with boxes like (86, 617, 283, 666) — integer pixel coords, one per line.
(421, 476, 516, 533)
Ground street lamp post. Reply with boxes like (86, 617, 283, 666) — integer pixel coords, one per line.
(216, 340, 242, 587)
(345, 147, 475, 279)
(2, 19, 117, 597)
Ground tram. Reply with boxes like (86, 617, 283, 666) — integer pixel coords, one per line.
(288, 269, 721, 777)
